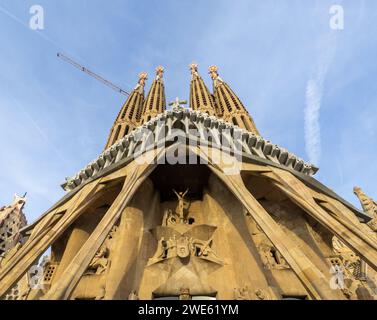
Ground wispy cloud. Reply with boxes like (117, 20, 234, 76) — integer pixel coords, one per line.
(304, 31, 338, 166)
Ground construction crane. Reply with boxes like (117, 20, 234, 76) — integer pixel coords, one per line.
(57, 52, 130, 96)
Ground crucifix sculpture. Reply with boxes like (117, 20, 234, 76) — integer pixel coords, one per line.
(173, 188, 190, 223)
(169, 97, 187, 110)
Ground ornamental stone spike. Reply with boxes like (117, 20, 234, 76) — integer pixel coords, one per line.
(155, 65, 164, 79)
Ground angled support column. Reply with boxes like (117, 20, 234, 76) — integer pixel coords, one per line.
(104, 178, 155, 299)
(196, 147, 343, 300)
(309, 190, 377, 240)
(263, 167, 377, 270)
(206, 176, 280, 300)
(0, 179, 109, 298)
(42, 148, 163, 300)
(25, 182, 108, 245)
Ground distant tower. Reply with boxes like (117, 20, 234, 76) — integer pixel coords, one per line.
(189, 63, 217, 116)
(141, 66, 166, 124)
(209, 65, 259, 134)
(104, 72, 147, 149)
(0, 194, 27, 257)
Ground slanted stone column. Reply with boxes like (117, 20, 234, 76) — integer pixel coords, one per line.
(205, 174, 280, 300)
(104, 178, 155, 299)
(52, 208, 105, 282)
(263, 167, 377, 270)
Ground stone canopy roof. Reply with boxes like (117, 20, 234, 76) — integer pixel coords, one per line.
(62, 108, 318, 192)
(19, 108, 369, 238)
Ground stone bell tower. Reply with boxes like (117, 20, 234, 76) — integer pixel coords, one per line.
(104, 72, 148, 149)
(1, 63, 377, 300)
(141, 65, 166, 124)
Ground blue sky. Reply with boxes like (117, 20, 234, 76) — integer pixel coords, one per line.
(0, 0, 376, 223)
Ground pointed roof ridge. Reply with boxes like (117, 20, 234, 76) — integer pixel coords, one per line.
(63, 108, 320, 193)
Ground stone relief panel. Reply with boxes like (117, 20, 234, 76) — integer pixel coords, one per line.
(85, 225, 117, 276)
(70, 225, 119, 300)
(147, 189, 223, 299)
(148, 224, 223, 266)
(330, 236, 376, 300)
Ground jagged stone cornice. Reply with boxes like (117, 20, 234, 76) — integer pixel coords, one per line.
(61, 108, 318, 192)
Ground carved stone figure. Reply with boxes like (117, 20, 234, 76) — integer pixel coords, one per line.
(148, 225, 223, 266)
(234, 286, 250, 300)
(176, 236, 190, 258)
(190, 237, 222, 264)
(128, 290, 139, 300)
(173, 188, 190, 223)
(257, 241, 289, 270)
(88, 246, 109, 275)
(163, 209, 179, 226)
(332, 236, 358, 265)
(148, 237, 168, 265)
(330, 236, 376, 299)
(179, 288, 190, 300)
(255, 289, 269, 300)
(332, 236, 362, 281)
(85, 225, 117, 275)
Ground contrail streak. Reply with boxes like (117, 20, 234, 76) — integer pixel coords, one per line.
(304, 32, 338, 166)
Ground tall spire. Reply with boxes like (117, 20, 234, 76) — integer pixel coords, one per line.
(141, 65, 166, 124)
(189, 63, 217, 116)
(104, 72, 147, 149)
(208, 65, 260, 135)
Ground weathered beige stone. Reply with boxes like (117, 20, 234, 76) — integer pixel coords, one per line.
(1, 67, 375, 300)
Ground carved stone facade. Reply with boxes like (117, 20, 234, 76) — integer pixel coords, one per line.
(0, 65, 376, 300)
(328, 236, 376, 299)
